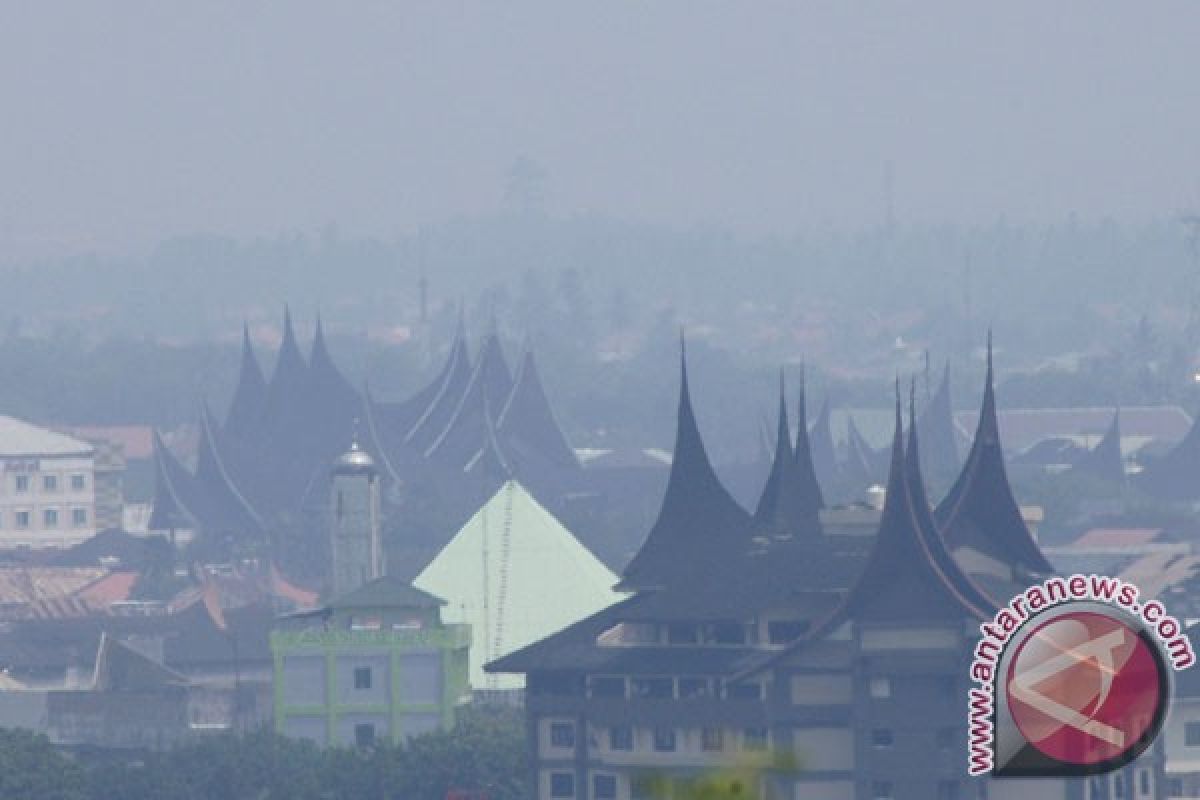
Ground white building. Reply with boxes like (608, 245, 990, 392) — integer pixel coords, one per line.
(0, 416, 97, 549)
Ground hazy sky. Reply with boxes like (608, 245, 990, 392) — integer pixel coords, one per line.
(2, 2, 1199, 259)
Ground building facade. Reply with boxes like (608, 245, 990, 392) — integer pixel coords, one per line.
(271, 575, 470, 748)
(0, 416, 97, 549)
(489, 347, 1164, 800)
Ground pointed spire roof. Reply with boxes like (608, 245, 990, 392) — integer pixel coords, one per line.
(194, 404, 265, 533)
(403, 323, 474, 452)
(915, 361, 961, 481)
(496, 347, 578, 469)
(905, 380, 995, 614)
(791, 368, 826, 512)
(1069, 409, 1125, 485)
(838, 386, 987, 624)
(223, 323, 267, 441)
(424, 332, 513, 466)
(308, 315, 359, 412)
(617, 341, 751, 591)
(935, 336, 1055, 575)
(844, 413, 886, 486)
(147, 430, 198, 531)
(807, 396, 840, 493)
(754, 372, 822, 538)
(263, 306, 310, 421)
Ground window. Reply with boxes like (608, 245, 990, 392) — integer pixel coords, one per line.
(593, 775, 617, 800)
(653, 727, 676, 752)
(43, 474, 58, 492)
(869, 677, 892, 699)
(550, 773, 575, 798)
(871, 728, 894, 748)
(354, 723, 375, 747)
(1139, 770, 1150, 795)
(631, 677, 673, 699)
(15, 475, 28, 493)
(72, 508, 87, 527)
(702, 622, 745, 645)
(609, 725, 633, 751)
(726, 683, 762, 701)
(1186, 721, 1200, 746)
(43, 509, 58, 528)
(871, 781, 894, 800)
(15, 511, 29, 529)
(1168, 779, 1184, 797)
(678, 677, 711, 699)
(742, 727, 767, 751)
(1113, 774, 1125, 799)
(768, 620, 809, 644)
(70, 474, 85, 491)
(354, 667, 372, 690)
(589, 676, 625, 698)
(666, 623, 699, 644)
(936, 781, 959, 800)
(701, 727, 723, 751)
(550, 722, 575, 749)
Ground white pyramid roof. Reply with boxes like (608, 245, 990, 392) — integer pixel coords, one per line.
(413, 479, 624, 690)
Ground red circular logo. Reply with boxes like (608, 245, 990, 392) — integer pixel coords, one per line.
(1005, 611, 1165, 766)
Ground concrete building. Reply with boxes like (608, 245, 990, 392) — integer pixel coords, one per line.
(488, 344, 1163, 800)
(0, 416, 98, 549)
(271, 575, 470, 748)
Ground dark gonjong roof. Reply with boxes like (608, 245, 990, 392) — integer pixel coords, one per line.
(1135, 407, 1200, 500)
(753, 374, 821, 540)
(837, 391, 989, 624)
(308, 316, 361, 419)
(1067, 409, 1125, 485)
(915, 362, 961, 481)
(904, 383, 996, 614)
(842, 413, 882, 489)
(222, 323, 267, 441)
(935, 338, 1055, 575)
(194, 405, 264, 534)
(464, 393, 513, 480)
(791, 370, 826, 512)
(147, 431, 199, 532)
(496, 348, 578, 469)
(807, 397, 839, 494)
(424, 332, 513, 466)
(616, 343, 751, 592)
(262, 306, 309, 427)
(404, 322, 474, 453)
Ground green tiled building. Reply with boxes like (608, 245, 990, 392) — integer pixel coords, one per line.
(270, 575, 471, 747)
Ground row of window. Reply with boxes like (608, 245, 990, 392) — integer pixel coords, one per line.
(2, 507, 89, 529)
(549, 722, 767, 754)
(9, 473, 87, 494)
(547, 775, 963, 800)
(586, 675, 762, 701)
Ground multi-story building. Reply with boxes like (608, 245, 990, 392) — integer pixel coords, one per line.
(489, 346, 1163, 800)
(271, 574, 471, 747)
(0, 416, 97, 549)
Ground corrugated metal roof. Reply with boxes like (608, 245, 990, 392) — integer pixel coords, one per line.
(0, 416, 93, 457)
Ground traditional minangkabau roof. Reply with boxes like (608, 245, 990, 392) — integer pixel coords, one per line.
(496, 347, 578, 469)
(753, 373, 822, 540)
(1135, 405, 1200, 500)
(836, 388, 989, 624)
(616, 341, 751, 592)
(1068, 408, 1125, 485)
(308, 315, 361, 418)
(934, 337, 1055, 576)
(842, 413, 883, 489)
(194, 404, 265, 534)
(403, 325, 474, 452)
(791, 369, 826, 513)
(222, 323, 267, 441)
(807, 396, 840, 494)
(147, 430, 199, 532)
(424, 331, 513, 466)
(915, 361, 962, 482)
(262, 306, 310, 425)
(464, 392, 513, 480)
